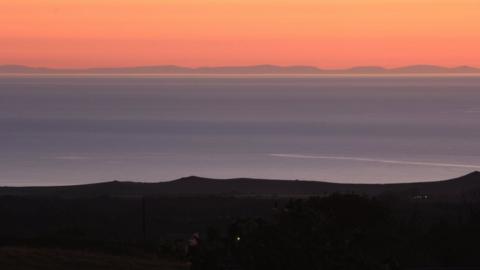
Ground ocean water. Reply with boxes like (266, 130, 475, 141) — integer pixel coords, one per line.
(1, 75, 480, 185)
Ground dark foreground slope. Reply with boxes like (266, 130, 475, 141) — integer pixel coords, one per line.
(0, 247, 187, 270)
(1, 171, 480, 200)
(2, 173, 480, 269)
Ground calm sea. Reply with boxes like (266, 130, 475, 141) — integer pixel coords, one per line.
(1, 75, 480, 185)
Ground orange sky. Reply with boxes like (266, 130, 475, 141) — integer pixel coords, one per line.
(1, 0, 479, 68)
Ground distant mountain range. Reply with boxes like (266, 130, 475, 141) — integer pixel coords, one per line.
(1, 171, 480, 201)
(1, 64, 479, 74)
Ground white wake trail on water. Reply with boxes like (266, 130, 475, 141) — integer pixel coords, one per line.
(269, 154, 480, 169)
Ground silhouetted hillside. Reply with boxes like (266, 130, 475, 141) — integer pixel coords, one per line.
(2, 172, 480, 201)
(2, 175, 480, 269)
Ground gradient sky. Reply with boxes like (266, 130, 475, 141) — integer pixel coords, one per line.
(2, 0, 479, 68)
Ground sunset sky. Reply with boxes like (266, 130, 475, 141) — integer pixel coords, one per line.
(2, 0, 479, 68)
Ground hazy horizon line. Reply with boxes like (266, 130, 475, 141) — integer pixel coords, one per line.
(2, 64, 480, 76)
(1, 63, 479, 69)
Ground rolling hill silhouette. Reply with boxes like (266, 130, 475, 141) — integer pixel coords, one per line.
(1, 172, 479, 200)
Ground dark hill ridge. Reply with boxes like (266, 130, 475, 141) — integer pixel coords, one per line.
(1, 172, 480, 200)
(1, 64, 479, 74)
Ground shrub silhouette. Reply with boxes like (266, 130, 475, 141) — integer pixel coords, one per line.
(192, 194, 399, 270)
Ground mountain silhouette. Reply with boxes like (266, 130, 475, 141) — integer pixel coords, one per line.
(389, 65, 480, 73)
(1, 64, 479, 74)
